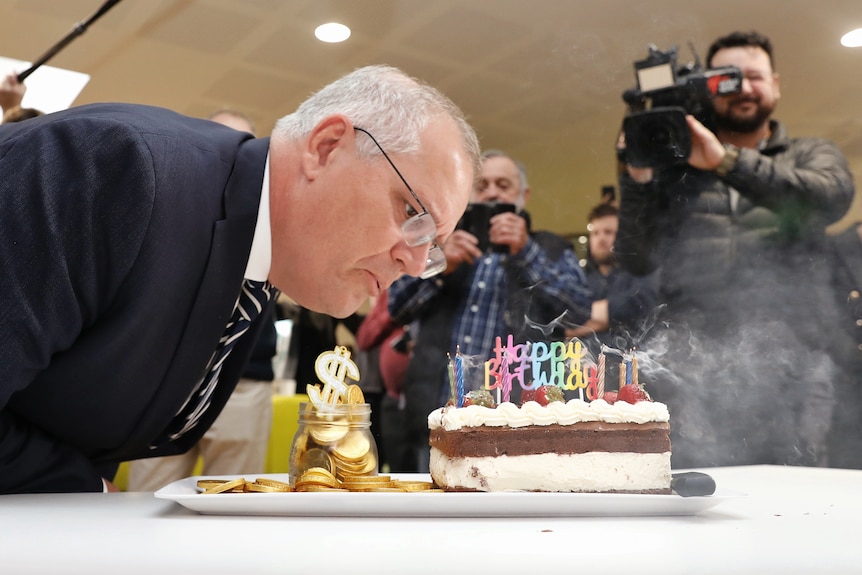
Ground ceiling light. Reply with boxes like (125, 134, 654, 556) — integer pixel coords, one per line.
(315, 22, 351, 43)
(840, 28, 862, 47)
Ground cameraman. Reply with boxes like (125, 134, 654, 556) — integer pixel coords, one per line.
(615, 31, 855, 468)
(388, 150, 592, 471)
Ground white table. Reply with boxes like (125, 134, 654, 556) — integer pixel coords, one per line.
(1, 465, 860, 574)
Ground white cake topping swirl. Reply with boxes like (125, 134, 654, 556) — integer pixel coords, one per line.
(428, 398, 669, 431)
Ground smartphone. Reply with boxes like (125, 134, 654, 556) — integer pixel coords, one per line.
(456, 202, 516, 253)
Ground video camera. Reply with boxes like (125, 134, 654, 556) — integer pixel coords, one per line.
(621, 43, 743, 168)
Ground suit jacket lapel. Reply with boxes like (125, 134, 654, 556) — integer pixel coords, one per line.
(143, 137, 271, 452)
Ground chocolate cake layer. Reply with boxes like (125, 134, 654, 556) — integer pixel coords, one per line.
(429, 422, 670, 457)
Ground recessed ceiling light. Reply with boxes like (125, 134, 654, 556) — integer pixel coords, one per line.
(315, 22, 351, 43)
(840, 28, 862, 47)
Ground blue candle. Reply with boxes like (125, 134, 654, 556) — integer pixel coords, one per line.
(456, 353, 464, 408)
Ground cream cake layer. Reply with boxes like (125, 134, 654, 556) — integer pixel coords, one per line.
(429, 448, 671, 493)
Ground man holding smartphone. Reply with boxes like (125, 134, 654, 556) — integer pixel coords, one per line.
(388, 150, 592, 471)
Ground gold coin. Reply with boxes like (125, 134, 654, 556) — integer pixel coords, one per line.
(298, 467, 340, 489)
(392, 480, 435, 492)
(299, 448, 334, 475)
(298, 485, 349, 492)
(246, 482, 287, 493)
(336, 474, 391, 484)
(203, 477, 246, 494)
(345, 384, 365, 405)
(332, 431, 371, 462)
(308, 422, 349, 444)
(254, 478, 292, 491)
(336, 454, 377, 475)
(196, 479, 228, 490)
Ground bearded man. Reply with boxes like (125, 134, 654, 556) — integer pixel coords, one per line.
(614, 31, 855, 469)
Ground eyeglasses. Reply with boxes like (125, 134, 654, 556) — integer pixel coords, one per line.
(354, 127, 446, 279)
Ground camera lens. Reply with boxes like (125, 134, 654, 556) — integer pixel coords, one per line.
(623, 107, 691, 169)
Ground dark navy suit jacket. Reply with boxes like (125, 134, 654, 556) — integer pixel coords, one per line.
(0, 104, 271, 492)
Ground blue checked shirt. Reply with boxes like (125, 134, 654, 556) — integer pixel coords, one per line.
(389, 235, 592, 360)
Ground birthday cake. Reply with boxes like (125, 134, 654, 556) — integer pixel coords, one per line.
(428, 339, 671, 493)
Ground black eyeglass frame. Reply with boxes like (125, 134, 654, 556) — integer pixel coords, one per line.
(354, 127, 446, 278)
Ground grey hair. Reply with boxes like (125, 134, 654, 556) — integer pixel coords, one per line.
(274, 65, 480, 175)
(481, 149, 529, 193)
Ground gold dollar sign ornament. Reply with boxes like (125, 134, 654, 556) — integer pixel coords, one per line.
(307, 346, 360, 407)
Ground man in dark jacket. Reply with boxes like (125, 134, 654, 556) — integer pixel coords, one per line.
(615, 31, 854, 468)
(0, 65, 480, 493)
(389, 151, 593, 471)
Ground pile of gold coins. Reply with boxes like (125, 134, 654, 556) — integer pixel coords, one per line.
(294, 467, 438, 492)
(196, 477, 291, 494)
(195, 473, 437, 494)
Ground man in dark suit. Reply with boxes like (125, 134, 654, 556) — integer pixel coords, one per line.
(0, 65, 480, 493)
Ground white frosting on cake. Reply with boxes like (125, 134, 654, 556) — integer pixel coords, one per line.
(428, 398, 670, 431)
(429, 448, 671, 493)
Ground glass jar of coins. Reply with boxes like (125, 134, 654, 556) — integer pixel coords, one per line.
(289, 402, 379, 487)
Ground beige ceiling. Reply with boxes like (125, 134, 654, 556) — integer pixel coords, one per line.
(2, 0, 861, 236)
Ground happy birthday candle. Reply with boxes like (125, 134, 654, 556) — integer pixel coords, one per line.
(500, 352, 511, 404)
(447, 352, 456, 405)
(632, 355, 639, 386)
(597, 352, 605, 399)
(619, 360, 626, 389)
(455, 346, 464, 408)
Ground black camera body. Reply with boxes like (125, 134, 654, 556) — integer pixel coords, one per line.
(621, 44, 743, 168)
(456, 202, 516, 253)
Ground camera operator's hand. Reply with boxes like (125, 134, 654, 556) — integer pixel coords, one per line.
(685, 115, 727, 171)
(488, 211, 529, 255)
(441, 229, 483, 274)
(618, 130, 655, 184)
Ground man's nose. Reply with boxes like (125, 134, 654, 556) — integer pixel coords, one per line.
(393, 241, 430, 277)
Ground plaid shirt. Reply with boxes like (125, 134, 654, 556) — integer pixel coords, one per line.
(389, 236, 591, 360)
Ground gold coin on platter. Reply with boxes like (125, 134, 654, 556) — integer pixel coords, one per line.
(196, 479, 228, 490)
(392, 480, 436, 492)
(298, 467, 340, 489)
(298, 485, 349, 492)
(246, 482, 287, 493)
(203, 477, 246, 494)
(254, 478, 292, 491)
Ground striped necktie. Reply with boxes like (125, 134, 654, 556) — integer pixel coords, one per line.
(154, 278, 275, 446)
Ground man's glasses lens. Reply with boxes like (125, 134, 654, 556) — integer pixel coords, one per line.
(421, 245, 446, 279)
(403, 212, 436, 247)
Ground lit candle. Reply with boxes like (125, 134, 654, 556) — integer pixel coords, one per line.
(500, 352, 511, 404)
(456, 346, 464, 408)
(447, 353, 455, 405)
(619, 360, 626, 389)
(597, 353, 605, 399)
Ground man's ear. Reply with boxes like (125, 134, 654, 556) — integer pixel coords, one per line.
(301, 115, 352, 180)
(520, 186, 532, 208)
